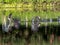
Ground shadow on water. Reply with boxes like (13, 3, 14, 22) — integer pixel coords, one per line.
(0, 24, 60, 42)
(0, 24, 2, 30)
(0, 24, 2, 33)
(39, 25, 60, 42)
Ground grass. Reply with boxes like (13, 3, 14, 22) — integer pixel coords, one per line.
(0, 0, 59, 3)
(0, 10, 60, 25)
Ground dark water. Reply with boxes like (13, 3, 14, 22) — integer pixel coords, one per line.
(0, 24, 60, 45)
(0, 24, 60, 35)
